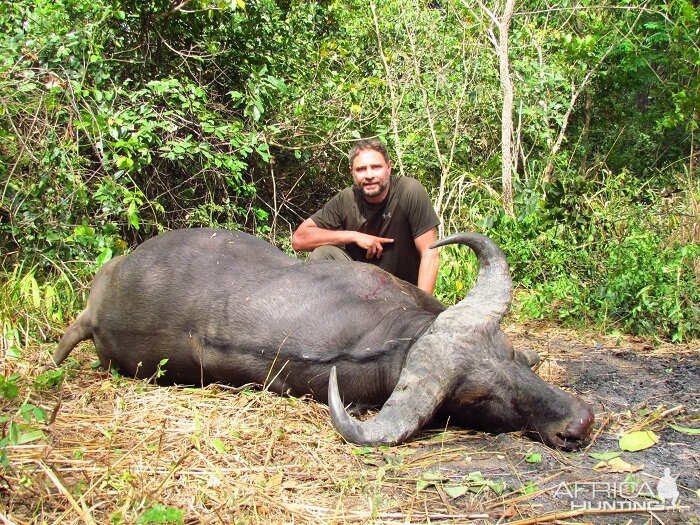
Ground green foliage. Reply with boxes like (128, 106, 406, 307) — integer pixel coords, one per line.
(604, 236, 698, 342)
(1, 264, 83, 348)
(0, 369, 56, 470)
(0, 374, 21, 401)
(136, 503, 185, 525)
(0, 0, 282, 275)
(475, 172, 700, 342)
(435, 245, 478, 306)
(32, 368, 66, 390)
(0, 0, 697, 343)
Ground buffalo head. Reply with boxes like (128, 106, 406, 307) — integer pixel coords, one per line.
(328, 233, 594, 450)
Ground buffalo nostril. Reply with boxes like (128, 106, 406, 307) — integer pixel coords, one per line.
(564, 403, 595, 439)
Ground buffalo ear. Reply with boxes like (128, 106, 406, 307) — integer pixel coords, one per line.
(514, 348, 540, 369)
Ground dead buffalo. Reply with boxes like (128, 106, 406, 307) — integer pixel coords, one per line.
(52, 228, 594, 449)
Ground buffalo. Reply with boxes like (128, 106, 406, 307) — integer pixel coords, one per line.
(52, 228, 594, 449)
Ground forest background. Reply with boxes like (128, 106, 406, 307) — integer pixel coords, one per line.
(1, 0, 698, 356)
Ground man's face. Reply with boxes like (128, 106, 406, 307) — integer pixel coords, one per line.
(351, 149, 392, 203)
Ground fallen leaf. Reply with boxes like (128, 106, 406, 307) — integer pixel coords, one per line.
(592, 457, 644, 473)
(589, 451, 621, 461)
(619, 430, 658, 452)
(607, 457, 644, 473)
(267, 473, 283, 488)
(524, 452, 542, 463)
(210, 437, 227, 454)
(416, 472, 446, 492)
(592, 461, 608, 471)
(444, 485, 470, 499)
(669, 423, 700, 435)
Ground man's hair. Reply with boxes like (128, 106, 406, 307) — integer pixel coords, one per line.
(348, 138, 390, 167)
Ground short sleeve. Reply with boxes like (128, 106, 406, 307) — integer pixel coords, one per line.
(400, 178, 440, 238)
(310, 191, 346, 230)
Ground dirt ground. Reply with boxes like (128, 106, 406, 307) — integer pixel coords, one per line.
(1, 324, 698, 524)
(414, 324, 700, 525)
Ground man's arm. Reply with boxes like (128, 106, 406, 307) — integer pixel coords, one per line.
(414, 227, 439, 295)
(292, 218, 394, 260)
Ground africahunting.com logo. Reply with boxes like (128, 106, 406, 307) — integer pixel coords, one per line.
(553, 468, 681, 510)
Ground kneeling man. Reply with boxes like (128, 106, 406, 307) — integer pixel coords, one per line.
(292, 138, 440, 295)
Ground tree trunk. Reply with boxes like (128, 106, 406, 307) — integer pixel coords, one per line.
(580, 90, 593, 175)
(498, 0, 516, 217)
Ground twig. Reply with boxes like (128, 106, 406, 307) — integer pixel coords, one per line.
(504, 505, 690, 525)
(36, 461, 97, 525)
(152, 449, 191, 495)
(484, 471, 565, 510)
(630, 404, 685, 432)
(434, 483, 456, 516)
(583, 413, 611, 454)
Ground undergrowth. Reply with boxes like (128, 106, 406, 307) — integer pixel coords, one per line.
(435, 170, 699, 342)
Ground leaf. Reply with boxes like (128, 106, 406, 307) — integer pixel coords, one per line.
(96, 247, 113, 267)
(267, 473, 283, 488)
(524, 452, 542, 463)
(137, 503, 184, 524)
(128, 200, 140, 229)
(416, 472, 445, 492)
(351, 447, 373, 456)
(211, 438, 226, 454)
(444, 485, 470, 499)
(619, 430, 658, 451)
(589, 451, 622, 461)
(668, 423, 700, 435)
(592, 460, 607, 471)
(607, 457, 644, 473)
(16, 428, 45, 445)
(31, 276, 41, 308)
(1, 381, 19, 400)
(488, 483, 505, 496)
(464, 471, 505, 495)
(519, 480, 539, 494)
(466, 471, 485, 482)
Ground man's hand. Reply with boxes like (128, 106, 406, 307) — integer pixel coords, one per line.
(353, 233, 394, 259)
(292, 218, 393, 259)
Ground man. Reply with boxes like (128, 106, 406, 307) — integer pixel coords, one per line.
(292, 138, 441, 294)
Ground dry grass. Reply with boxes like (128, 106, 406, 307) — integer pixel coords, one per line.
(1, 345, 508, 524)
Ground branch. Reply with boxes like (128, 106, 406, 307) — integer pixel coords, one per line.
(369, 0, 406, 177)
(543, 3, 647, 183)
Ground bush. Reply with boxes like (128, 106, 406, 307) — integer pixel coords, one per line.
(455, 171, 700, 342)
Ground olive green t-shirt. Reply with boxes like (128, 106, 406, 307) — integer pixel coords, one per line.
(310, 176, 440, 285)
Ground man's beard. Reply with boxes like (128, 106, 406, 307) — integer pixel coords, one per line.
(358, 179, 388, 199)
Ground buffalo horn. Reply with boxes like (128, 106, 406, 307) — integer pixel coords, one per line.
(430, 232, 512, 321)
(328, 359, 453, 445)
